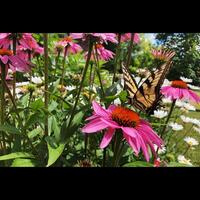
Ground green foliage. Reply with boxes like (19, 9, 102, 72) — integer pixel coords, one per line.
(156, 33, 200, 84)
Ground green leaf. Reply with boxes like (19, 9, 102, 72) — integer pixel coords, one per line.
(28, 127, 43, 139)
(49, 79, 60, 94)
(0, 124, 21, 135)
(168, 162, 191, 167)
(60, 111, 84, 143)
(30, 98, 44, 110)
(47, 142, 65, 167)
(123, 161, 154, 167)
(25, 112, 44, 128)
(0, 152, 35, 161)
(21, 93, 30, 107)
(11, 158, 36, 167)
(52, 116, 60, 142)
(48, 100, 58, 112)
(118, 90, 127, 102)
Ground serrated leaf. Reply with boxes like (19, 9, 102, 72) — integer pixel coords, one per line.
(0, 152, 35, 161)
(123, 161, 154, 167)
(0, 124, 21, 135)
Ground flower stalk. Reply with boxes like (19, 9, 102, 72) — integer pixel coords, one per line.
(12, 33, 17, 100)
(126, 33, 134, 68)
(44, 33, 49, 136)
(112, 34, 121, 84)
(159, 99, 176, 139)
(67, 38, 93, 129)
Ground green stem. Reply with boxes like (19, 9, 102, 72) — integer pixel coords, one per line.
(12, 33, 17, 101)
(44, 33, 49, 136)
(102, 147, 107, 167)
(112, 131, 123, 167)
(159, 100, 176, 139)
(112, 34, 121, 84)
(94, 44, 105, 97)
(60, 47, 68, 87)
(54, 51, 61, 78)
(88, 63, 93, 102)
(126, 33, 134, 68)
(0, 63, 7, 155)
(67, 38, 93, 129)
(84, 133, 88, 159)
(0, 73, 38, 155)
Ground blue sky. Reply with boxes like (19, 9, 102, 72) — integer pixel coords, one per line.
(144, 33, 157, 45)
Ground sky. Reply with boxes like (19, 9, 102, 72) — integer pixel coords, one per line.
(144, 33, 157, 45)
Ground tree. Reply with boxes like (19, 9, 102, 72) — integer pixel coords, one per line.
(156, 33, 200, 85)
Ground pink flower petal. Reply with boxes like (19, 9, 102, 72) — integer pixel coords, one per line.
(121, 127, 138, 138)
(123, 133, 139, 155)
(100, 128, 115, 148)
(0, 55, 9, 64)
(92, 101, 110, 118)
(100, 118, 120, 129)
(81, 118, 108, 133)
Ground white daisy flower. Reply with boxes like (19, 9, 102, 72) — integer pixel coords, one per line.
(183, 102, 196, 111)
(162, 97, 172, 104)
(184, 137, 199, 146)
(193, 126, 200, 134)
(152, 110, 168, 119)
(114, 97, 121, 105)
(177, 155, 193, 166)
(65, 85, 76, 91)
(175, 100, 185, 107)
(180, 76, 193, 83)
(188, 84, 200, 91)
(16, 82, 30, 87)
(31, 76, 44, 84)
(180, 115, 192, 123)
(169, 122, 183, 131)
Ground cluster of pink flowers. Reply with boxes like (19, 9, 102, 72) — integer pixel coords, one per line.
(121, 33, 140, 44)
(0, 33, 43, 76)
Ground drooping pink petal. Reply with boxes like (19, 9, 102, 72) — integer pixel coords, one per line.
(100, 128, 115, 148)
(123, 133, 139, 155)
(121, 127, 138, 138)
(100, 118, 120, 129)
(92, 101, 110, 118)
(81, 118, 108, 133)
(187, 89, 200, 103)
(0, 55, 9, 64)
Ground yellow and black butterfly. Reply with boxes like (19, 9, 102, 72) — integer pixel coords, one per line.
(122, 57, 174, 115)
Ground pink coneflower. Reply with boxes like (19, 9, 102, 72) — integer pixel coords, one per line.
(152, 49, 175, 61)
(82, 101, 163, 162)
(70, 33, 118, 44)
(0, 33, 42, 51)
(161, 80, 200, 103)
(56, 36, 82, 55)
(121, 33, 140, 44)
(0, 48, 32, 73)
(86, 43, 115, 61)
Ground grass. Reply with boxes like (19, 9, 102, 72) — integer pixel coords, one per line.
(167, 92, 200, 166)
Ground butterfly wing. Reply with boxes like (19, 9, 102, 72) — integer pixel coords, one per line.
(134, 60, 173, 114)
(122, 63, 138, 98)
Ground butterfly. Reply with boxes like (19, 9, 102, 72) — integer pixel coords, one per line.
(122, 55, 174, 115)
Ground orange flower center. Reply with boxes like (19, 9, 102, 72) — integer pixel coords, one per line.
(171, 80, 188, 89)
(111, 106, 140, 127)
(0, 49, 13, 56)
(96, 44, 103, 49)
(62, 36, 72, 42)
